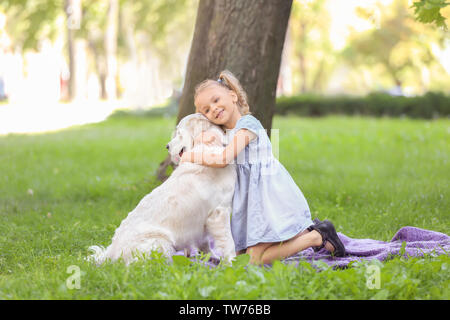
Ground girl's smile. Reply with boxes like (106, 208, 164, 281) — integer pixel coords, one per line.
(194, 86, 241, 130)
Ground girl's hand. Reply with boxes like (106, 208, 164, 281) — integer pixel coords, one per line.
(194, 131, 217, 146)
(180, 151, 192, 163)
(203, 132, 217, 145)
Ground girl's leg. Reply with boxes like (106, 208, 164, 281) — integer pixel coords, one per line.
(259, 229, 334, 265)
(246, 242, 275, 265)
(245, 229, 313, 265)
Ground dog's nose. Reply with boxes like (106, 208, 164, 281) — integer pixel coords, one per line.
(166, 144, 169, 150)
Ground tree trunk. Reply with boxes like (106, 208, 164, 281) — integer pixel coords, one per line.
(311, 58, 325, 93)
(104, 0, 118, 100)
(87, 35, 107, 100)
(157, 0, 293, 181)
(65, 0, 82, 101)
(299, 52, 307, 93)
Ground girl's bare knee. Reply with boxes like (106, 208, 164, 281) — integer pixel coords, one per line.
(260, 255, 274, 265)
(246, 247, 262, 264)
(246, 243, 274, 265)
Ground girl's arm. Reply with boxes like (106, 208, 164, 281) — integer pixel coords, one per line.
(180, 129, 257, 168)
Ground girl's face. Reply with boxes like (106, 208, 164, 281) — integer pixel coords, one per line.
(195, 86, 239, 126)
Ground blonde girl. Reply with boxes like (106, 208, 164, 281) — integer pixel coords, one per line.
(180, 70, 345, 264)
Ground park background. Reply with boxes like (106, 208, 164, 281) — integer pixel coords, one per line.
(0, 0, 449, 299)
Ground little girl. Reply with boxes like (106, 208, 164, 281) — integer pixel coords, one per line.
(180, 70, 345, 265)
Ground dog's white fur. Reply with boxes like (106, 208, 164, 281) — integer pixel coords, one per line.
(87, 113, 236, 265)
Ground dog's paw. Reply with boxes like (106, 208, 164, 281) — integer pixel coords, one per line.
(222, 252, 236, 266)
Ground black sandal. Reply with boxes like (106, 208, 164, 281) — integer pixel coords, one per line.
(308, 218, 322, 252)
(307, 219, 346, 257)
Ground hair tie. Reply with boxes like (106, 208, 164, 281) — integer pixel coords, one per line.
(217, 78, 223, 84)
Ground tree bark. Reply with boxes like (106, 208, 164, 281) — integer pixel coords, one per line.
(157, 0, 293, 181)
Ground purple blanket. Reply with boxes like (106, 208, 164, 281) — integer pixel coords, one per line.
(284, 226, 450, 268)
(174, 226, 450, 268)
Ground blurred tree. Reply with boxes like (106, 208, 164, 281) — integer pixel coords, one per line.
(80, 0, 109, 99)
(0, 0, 62, 51)
(65, 0, 81, 100)
(0, 0, 81, 100)
(80, 0, 194, 100)
(1, 0, 196, 101)
(289, 0, 335, 94)
(1, 0, 84, 100)
(121, 0, 195, 85)
(342, 0, 448, 94)
(157, 0, 293, 181)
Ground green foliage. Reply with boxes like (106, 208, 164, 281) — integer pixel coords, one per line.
(275, 92, 450, 119)
(0, 115, 449, 299)
(171, 255, 192, 267)
(232, 254, 250, 269)
(412, 0, 449, 29)
(343, 0, 447, 92)
(0, 0, 63, 50)
(0, 0, 196, 62)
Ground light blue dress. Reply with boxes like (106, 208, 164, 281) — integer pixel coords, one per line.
(226, 114, 314, 252)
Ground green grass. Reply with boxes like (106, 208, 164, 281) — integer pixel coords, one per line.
(0, 115, 449, 299)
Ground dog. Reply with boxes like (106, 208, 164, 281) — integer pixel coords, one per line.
(87, 113, 237, 265)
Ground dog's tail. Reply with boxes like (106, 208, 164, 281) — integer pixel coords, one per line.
(86, 227, 176, 265)
(86, 245, 109, 265)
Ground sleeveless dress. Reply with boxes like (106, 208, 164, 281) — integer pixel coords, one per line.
(225, 114, 314, 252)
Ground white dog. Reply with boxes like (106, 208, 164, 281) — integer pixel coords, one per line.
(87, 113, 236, 265)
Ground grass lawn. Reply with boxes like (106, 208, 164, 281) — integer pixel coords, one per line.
(0, 114, 449, 299)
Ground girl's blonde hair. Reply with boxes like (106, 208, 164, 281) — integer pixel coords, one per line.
(194, 69, 252, 116)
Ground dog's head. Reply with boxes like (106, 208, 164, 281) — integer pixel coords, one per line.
(166, 113, 225, 165)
